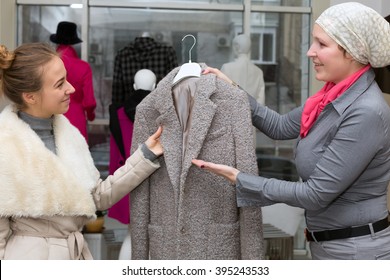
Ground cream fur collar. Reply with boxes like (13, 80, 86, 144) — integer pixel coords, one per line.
(0, 105, 98, 218)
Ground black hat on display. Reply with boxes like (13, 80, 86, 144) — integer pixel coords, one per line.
(50, 21, 82, 45)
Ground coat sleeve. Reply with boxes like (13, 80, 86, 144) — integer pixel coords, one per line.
(247, 93, 301, 140)
(232, 89, 265, 259)
(92, 146, 159, 211)
(0, 218, 11, 259)
(129, 107, 154, 259)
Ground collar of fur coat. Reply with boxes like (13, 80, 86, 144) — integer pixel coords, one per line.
(0, 105, 98, 218)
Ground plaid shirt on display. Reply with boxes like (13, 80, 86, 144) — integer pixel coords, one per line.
(111, 37, 178, 106)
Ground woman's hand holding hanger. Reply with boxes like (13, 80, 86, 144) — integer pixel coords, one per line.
(202, 67, 236, 87)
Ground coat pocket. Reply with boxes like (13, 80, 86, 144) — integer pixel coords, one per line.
(204, 126, 230, 142)
(148, 224, 176, 259)
(207, 221, 240, 259)
(375, 250, 390, 260)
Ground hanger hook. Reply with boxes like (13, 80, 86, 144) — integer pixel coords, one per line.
(182, 34, 196, 63)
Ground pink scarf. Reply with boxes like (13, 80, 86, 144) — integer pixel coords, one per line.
(300, 65, 370, 138)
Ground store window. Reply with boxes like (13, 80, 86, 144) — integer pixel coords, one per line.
(16, 1, 310, 155)
(16, 0, 311, 259)
(17, 5, 82, 47)
(16, 1, 310, 154)
(250, 30, 276, 64)
(252, 0, 310, 6)
(89, 7, 243, 119)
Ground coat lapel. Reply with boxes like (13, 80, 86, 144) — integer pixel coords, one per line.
(180, 74, 217, 187)
(154, 68, 185, 192)
(156, 106, 183, 191)
(153, 65, 218, 191)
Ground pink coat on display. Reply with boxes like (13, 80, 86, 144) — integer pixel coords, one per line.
(108, 107, 134, 224)
(57, 45, 96, 142)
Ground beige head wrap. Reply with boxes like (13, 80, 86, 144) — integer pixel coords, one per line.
(316, 2, 390, 67)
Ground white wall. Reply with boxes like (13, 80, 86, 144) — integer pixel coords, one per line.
(0, 0, 16, 50)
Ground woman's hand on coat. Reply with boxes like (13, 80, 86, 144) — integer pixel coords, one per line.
(202, 67, 234, 85)
(145, 126, 163, 156)
(191, 159, 240, 184)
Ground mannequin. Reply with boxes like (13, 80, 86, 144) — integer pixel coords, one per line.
(140, 31, 151, 38)
(50, 21, 96, 142)
(110, 37, 177, 219)
(108, 69, 157, 223)
(221, 34, 265, 105)
(133, 69, 157, 91)
(111, 35, 177, 107)
(113, 69, 157, 260)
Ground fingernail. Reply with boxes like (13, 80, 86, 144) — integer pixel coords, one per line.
(200, 165, 205, 169)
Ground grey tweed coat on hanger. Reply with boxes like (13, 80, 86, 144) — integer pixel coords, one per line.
(130, 63, 264, 260)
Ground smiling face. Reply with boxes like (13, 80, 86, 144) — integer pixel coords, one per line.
(22, 56, 75, 118)
(307, 24, 363, 84)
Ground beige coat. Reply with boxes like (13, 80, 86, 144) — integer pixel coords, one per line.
(131, 64, 264, 260)
(0, 105, 159, 260)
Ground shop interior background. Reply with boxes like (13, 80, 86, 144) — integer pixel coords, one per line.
(1, 0, 389, 260)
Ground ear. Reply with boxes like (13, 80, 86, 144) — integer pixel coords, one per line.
(151, 82, 156, 90)
(133, 83, 138, 90)
(344, 51, 355, 61)
(22, 92, 37, 105)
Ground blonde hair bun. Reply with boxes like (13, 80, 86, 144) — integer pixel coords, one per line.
(0, 45, 15, 70)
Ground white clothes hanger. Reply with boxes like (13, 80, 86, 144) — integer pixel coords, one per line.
(172, 34, 202, 86)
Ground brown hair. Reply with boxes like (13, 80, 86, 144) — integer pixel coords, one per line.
(0, 42, 58, 108)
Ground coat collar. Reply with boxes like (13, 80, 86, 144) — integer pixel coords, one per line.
(57, 45, 78, 59)
(150, 63, 218, 188)
(331, 68, 375, 115)
(0, 105, 98, 218)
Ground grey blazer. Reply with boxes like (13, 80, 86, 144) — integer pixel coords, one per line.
(130, 64, 264, 260)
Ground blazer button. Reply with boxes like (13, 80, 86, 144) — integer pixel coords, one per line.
(180, 227, 185, 234)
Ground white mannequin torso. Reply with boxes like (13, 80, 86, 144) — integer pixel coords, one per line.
(221, 34, 265, 105)
(221, 55, 265, 105)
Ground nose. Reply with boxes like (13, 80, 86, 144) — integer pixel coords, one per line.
(306, 43, 316, 58)
(66, 80, 75, 95)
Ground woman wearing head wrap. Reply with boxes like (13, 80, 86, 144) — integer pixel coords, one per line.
(193, 2, 390, 259)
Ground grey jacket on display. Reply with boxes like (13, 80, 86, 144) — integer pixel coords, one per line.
(130, 63, 264, 260)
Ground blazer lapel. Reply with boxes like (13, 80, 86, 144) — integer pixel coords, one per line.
(154, 69, 184, 192)
(153, 66, 218, 191)
(156, 107, 183, 191)
(180, 74, 217, 187)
